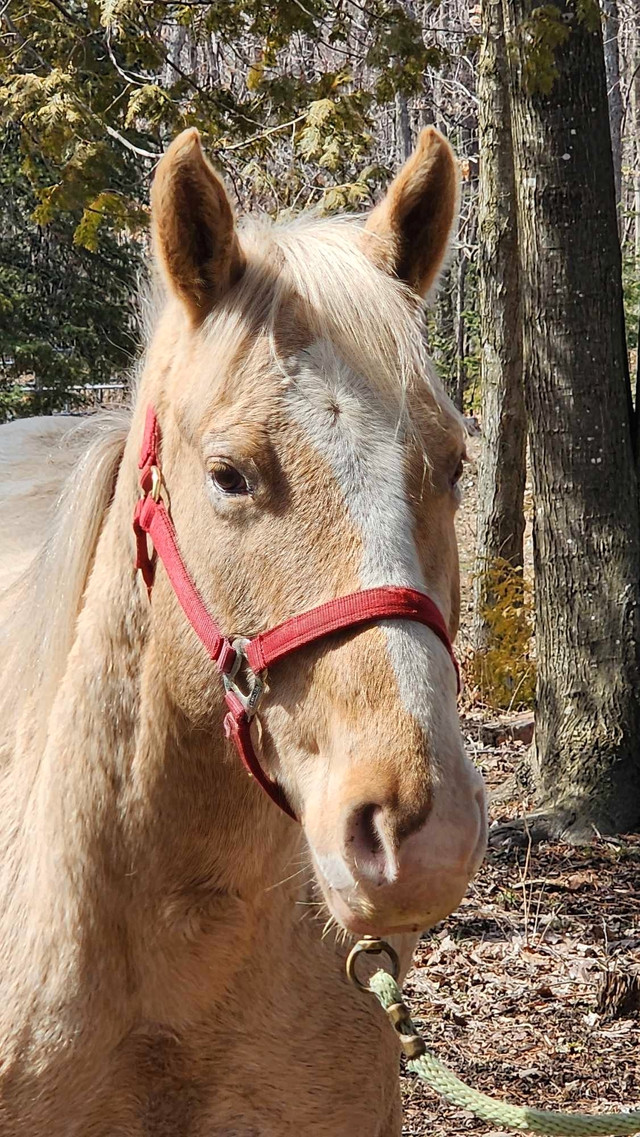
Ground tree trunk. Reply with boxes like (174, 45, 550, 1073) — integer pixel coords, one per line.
(602, 0, 623, 224)
(455, 252, 467, 411)
(395, 91, 412, 163)
(431, 262, 457, 403)
(633, 14, 640, 260)
(474, 0, 526, 650)
(503, 0, 640, 837)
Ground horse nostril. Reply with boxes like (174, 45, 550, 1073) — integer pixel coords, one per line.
(344, 802, 396, 884)
(349, 803, 382, 852)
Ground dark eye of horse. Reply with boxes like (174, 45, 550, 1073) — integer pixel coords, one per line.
(452, 458, 464, 486)
(211, 463, 250, 496)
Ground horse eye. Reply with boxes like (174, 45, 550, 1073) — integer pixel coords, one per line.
(452, 457, 464, 486)
(211, 463, 250, 496)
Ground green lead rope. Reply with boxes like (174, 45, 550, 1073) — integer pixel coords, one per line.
(368, 970, 640, 1137)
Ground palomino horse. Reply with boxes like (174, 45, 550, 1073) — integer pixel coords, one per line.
(0, 127, 486, 1135)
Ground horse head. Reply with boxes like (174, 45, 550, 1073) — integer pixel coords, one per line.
(133, 127, 487, 936)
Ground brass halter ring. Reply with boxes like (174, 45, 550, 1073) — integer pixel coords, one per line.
(346, 937, 400, 991)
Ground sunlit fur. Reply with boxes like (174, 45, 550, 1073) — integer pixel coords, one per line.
(0, 127, 485, 1135)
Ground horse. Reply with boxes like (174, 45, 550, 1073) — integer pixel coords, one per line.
(0, 126, 487, 1135)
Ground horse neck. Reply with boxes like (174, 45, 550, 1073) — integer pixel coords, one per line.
(1, 449, 300, 1045)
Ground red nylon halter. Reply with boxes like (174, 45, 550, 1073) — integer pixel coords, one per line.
(133, 406, 460, 821)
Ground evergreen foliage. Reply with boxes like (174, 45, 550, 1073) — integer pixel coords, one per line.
(0, 129, 139, 419)
(0, 0, 432, 415)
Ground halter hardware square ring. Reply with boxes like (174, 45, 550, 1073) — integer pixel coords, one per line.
(222, 637, 268, 718)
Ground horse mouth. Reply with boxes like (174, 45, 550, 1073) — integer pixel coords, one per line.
(312, 864, 476, 938)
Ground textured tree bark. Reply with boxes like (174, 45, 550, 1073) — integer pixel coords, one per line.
(455, 252, 467, 411)
(503, 0, 640, 837)
(633, 15, 640, 260)
(473, 0, 526, 650)
(395, 91, 412, 163)
(602, 0, 623, 223)
(432, 262, 457, 403)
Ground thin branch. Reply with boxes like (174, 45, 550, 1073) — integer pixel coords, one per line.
(620, 58, 640, 137)
(217, 112, 308, 153)
(104, 123, 159, 159)
(105, 28, 149, 86)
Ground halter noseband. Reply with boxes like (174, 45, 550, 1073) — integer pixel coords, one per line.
(133, 406, 460, 821)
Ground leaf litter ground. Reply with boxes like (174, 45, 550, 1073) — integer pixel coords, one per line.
(399, 722, 640, 1136)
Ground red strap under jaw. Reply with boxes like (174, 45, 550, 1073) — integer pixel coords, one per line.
(134, 493, 237, 674)
(223, 691, 297, 820)
(133, 406, 460, 824)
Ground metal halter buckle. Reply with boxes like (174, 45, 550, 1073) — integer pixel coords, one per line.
(222, 637, 268, 718)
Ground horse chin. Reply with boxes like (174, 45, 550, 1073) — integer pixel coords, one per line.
(314, 870, 469, 938)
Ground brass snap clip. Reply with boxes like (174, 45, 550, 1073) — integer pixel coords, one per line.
(346, 937, 425, 1060)
(346, 936, 400, 991)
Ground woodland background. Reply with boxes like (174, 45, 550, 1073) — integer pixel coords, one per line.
(0, 0, 496, 417)
(6, 0, 638, 422)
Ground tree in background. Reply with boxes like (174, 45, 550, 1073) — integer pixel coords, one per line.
(472, 0, 527, 705)
(0, 128, 139, 418)
(0, 1, 150, 418)
(502, 0, 640, 837)
(0, 0, 442, 417)
(1, 0, 487, 418)
(602, 0, 623, 221)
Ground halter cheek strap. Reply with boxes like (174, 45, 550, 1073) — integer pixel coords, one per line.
(133, 406, 460, 822)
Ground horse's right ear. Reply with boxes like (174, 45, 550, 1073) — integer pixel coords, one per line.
(151, 129, 245, 325)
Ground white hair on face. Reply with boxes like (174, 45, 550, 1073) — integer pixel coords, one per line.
(285, 339, 460, 780)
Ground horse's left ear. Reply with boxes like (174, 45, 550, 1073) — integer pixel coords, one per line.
(364, 127, 459, 297)
(151, 128, 245, 324)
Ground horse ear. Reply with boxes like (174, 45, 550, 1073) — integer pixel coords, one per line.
(151, 128, 245, 324)
(364, 127, 459, 297)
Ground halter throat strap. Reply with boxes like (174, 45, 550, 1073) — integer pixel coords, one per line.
(132, 406, 459, 822)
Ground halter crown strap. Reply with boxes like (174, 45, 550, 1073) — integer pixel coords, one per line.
(133, 406, 460, 823)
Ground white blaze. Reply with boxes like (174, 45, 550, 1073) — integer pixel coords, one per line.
(285, 340, 460, 788)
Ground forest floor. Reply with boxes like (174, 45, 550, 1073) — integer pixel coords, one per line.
(398, 435, 640, 1136)
(399, 722, 640, 1136)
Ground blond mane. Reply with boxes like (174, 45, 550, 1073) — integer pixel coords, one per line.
(235, 215, 450, 417)
(0, 413, 130, 766)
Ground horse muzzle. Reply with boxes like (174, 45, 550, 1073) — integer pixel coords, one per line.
(307, 772, 488, 935)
